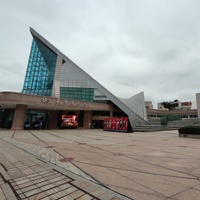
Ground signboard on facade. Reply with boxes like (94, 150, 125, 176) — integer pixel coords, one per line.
(103, 117, 129, 132)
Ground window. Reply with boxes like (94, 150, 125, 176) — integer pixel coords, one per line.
(60, 87, 94, 102)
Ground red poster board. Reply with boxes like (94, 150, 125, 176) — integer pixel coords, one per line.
(103, 117, 129, 132)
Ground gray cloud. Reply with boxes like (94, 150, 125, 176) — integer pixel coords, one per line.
(1, 0, 200, 108)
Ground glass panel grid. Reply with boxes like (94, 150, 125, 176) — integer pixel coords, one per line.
(22, 38, 57, 96)
(60, 87, 94, 102)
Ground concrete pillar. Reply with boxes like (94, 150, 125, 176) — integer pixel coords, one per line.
(110, 103, 113, 117)
(48, 111, 59, 129)
(11, 104, 27, 130)
(83, 111, 92, 129)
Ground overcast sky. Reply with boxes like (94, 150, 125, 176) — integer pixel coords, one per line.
(1, 0, 200, 108)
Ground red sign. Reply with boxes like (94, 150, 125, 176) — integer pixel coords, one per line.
(103, 117, 129, 132)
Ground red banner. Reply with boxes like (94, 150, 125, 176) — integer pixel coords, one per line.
(103, 117, 129, 132)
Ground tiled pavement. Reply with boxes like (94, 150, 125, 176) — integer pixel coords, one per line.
(1, 129, 200, 199)
(1, 137, 95, 183)
(0, 138, 130, 199)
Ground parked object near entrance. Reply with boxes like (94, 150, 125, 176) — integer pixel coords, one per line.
(24, 121, 30, 129)
(179, 126, 200, 138)
(24, 121, 40, 130)
(103, 117, 133, 133)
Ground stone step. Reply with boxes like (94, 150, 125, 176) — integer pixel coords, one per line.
(133, 125, 178, 132)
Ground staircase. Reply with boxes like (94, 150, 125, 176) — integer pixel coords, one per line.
(132, 125, 179, 132)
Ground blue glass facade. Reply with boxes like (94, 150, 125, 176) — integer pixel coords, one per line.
(22, 37, 57, 96)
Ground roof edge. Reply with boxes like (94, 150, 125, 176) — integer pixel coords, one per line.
(30, 27, 69, 62)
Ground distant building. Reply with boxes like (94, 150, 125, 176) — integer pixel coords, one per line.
(196, 93, 200, 120)
(157, 101, 192, 110)
(145, 101, 153, 109)
(147, 100, 198, 126)
(147, 108, 198, 120)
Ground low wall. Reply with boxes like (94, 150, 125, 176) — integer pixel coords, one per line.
(168, 118, 199, 127)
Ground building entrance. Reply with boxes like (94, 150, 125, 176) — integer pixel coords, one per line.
(91, 120, 103, 129)
(24, 111, 48, 129)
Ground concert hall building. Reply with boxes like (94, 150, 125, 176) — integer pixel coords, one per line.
(0, 28, 147, 130)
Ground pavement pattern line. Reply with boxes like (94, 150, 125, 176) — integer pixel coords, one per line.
(32, 130, 198, 181)
(0, 138, 132, 200)
(36, 130, 200, 200)
(1, 137, 97, 183)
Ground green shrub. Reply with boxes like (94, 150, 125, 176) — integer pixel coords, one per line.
(178, 126, 200, 135)
(160, 117, 167, 125)
(160, 115, 181, 126)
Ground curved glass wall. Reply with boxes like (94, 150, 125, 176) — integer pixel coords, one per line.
(22, 38, 57, 96)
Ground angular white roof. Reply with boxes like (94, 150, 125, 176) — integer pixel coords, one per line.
(30, 27, 148, 127)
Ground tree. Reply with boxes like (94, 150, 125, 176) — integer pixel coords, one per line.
(161, 101, 178, 110)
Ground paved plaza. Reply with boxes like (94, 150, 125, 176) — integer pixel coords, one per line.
(0, 129, 200, 199)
